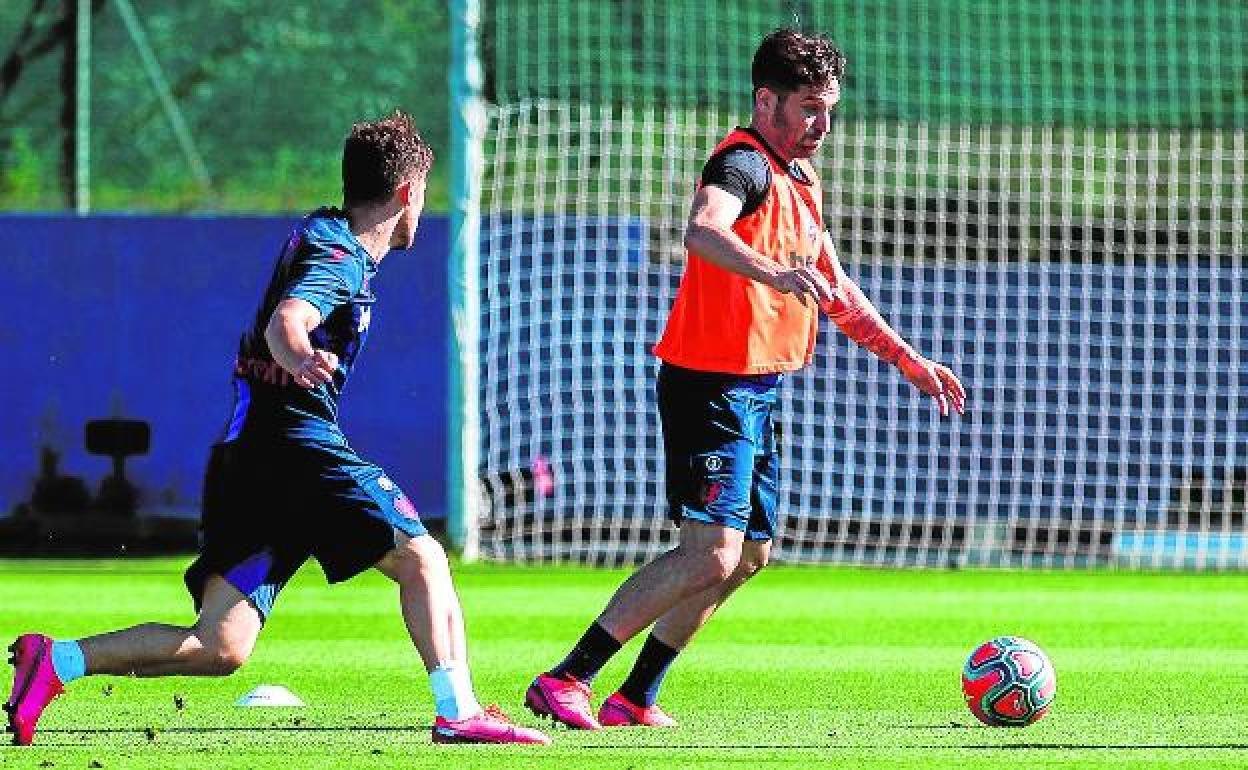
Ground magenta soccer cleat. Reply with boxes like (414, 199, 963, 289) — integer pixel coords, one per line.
(432, 704, 551, 745)
(524, 673, 602, 730)
(598, 691, 677, 728)
(5, 634, 64, 746)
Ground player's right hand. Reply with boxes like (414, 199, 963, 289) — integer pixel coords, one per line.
(292, 349, 339, 388)
(770, 265, 839, 310)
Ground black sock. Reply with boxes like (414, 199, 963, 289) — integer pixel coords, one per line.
(618, 633, 680, 707)
(548, 622, 622, 684)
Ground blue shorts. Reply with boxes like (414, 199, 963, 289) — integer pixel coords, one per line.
(657, 363, 781, 541)
(184, 438, 427, 622)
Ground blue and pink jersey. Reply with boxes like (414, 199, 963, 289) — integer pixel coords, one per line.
(223, 208, 376, 444)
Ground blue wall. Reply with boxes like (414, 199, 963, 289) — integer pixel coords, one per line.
(0, 215, 450, 521)
(7, 212, 1244, 548)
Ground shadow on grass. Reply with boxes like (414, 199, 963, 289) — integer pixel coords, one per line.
(28, 727, 840, 750)
(897, 725, 1248, 749)
(598, 744, 1248, 751)
(898, 723, 982, 730)
(32, 725, 425, 735)
(918, 744, 1248, 751)
(26, 728, 1248, 751)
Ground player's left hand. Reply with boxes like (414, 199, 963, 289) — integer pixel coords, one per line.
(897, 353, 966, 417)
(292, 349, 340, 389)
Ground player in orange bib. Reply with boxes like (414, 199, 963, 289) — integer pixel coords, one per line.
(526, 28, 967, 729)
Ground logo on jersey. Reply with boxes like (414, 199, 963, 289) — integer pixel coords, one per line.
(704, 455, 723, 472)
(701, 481, 724, 507)
(806, 220, 822, 255)
(234, 355, 293, 387)
(394, 494, 419, 520)
(357, 306, 372, 334)
(793, 193, 822, 265)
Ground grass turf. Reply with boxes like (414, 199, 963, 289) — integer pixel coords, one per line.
(1, 558, 1246, 769)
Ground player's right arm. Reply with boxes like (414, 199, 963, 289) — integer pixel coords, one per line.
(683, 185, 837, 308)
(265, 298, 339, 389)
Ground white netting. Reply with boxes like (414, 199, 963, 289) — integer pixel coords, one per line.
(473, 1, 1248, 567)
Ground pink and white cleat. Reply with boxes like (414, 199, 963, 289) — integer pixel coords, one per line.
(5, 634, 65, 746)
(598, 691, 677, 728)
(432, 704, 551, 744)
(524, 673, 602, 730)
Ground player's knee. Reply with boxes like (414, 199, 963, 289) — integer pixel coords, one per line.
(198, 639, 250, 676)
(685, 544, 740, 589)
(210, 649, 249, 676)
(738, 553, 769, 580)
(725, 544, 770, 589)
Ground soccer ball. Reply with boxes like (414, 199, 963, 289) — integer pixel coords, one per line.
(961, 636, 1056, 727)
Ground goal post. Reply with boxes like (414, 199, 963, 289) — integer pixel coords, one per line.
(447, 0, 485, 559)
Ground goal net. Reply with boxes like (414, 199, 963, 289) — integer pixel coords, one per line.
(471, 0, 1248, 568)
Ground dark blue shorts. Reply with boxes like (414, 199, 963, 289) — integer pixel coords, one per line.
(657, 363, 781, 541)
(184, 438, 427, 622)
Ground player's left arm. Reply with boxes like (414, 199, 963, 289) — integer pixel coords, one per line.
(266, 298, 339, 389)
(265, 247, 360, 389)
(816, 233, 967, 417)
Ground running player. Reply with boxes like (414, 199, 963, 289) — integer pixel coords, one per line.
(6, 111, 550, 747)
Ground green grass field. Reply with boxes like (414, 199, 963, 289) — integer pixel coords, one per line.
(2, 558, 1247, 769)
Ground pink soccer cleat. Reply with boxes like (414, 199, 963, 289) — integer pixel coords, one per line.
(5, 634, 65, 746)
(431, 704, 551, 744)
(524, 673, 602, 730)
(598, 691, 677, 728)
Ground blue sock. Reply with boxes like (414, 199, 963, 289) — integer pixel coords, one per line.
(548, 622, 622, 684)
(618, 633, 680, 707)
(50, 640, 86, 684)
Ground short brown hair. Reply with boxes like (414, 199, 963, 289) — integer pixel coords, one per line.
(751, 28, 846, 98)
(342, 110, 434, 206)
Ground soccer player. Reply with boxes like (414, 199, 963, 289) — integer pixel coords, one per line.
(525, 29, 966, 729)
(5, 111, 549, 747)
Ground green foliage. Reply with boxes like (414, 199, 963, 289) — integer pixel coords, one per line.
(2, 559, 1248, 768)
(0, 128, 60, 210)
(0, 0, 450, 213)
(3, 1, 1245, 214)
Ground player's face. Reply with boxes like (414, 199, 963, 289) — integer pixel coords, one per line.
(391, 177, 427, 250)
(766, 81, 840, 161)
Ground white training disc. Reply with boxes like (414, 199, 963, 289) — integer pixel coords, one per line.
(234, 684, 305, 707)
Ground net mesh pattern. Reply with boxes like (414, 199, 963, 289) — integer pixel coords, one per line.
(474, 1, 1248, 567)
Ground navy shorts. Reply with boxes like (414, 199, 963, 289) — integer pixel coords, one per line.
(657, 363, 781, 541)
(184, 438, 427, 622)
